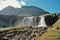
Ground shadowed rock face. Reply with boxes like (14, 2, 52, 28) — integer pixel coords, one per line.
(45, 14, 58, 26)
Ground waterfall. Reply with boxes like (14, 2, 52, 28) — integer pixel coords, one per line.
(21, 17, 27, 26)
(21, 16, 34, 26)
(26, 17, 34, 26)
(16, 16, 47, 27)
(37, 16, 47, 27)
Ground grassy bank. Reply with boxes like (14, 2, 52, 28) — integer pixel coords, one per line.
(36, 20, 60, 40)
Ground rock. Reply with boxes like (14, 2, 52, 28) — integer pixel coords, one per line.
(45, 14, 58, 26)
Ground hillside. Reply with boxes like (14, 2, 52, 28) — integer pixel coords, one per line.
(36, 20, 60, 40)
(0, 6, 49, 16)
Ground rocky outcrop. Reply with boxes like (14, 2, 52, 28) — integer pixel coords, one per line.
(0, 27, 47, 40)
(45, 14, 58, 26)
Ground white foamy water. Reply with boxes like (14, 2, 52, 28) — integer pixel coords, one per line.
(16, 16, 47, 27)
(37, 16, 47, 27)
(21, 16, 34, 26)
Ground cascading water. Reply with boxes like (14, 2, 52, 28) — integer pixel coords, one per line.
(16, 16, 47, 27)
(37, 16, 47, 27)
(21, 16, 34, 26)
(21, 17, 27, 26)
(26, 17, 34, 26)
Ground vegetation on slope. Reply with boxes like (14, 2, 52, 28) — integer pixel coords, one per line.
(36, 20, 60, 40)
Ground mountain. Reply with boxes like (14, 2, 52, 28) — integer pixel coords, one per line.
(0, 6, 49, 16)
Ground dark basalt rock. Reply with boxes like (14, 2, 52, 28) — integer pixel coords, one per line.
(45, 14, 58, 26)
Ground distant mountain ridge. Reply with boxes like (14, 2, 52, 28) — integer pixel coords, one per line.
(0, 6, 49, 16)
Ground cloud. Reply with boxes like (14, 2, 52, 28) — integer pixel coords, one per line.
(20, 1, 26, 6)
(0, 0, 26, 10)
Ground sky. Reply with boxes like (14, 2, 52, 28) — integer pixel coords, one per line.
(18, 0, 60, 13)
(0, 0, 60, 13)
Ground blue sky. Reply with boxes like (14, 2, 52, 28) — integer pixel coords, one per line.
(18, 0, 60, 13)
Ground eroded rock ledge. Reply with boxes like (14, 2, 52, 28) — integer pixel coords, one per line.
(0, 27, 47, 40)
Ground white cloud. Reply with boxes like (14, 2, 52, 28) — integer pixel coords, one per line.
(20, 1, 26, 6)
(0, 0, 26, 10)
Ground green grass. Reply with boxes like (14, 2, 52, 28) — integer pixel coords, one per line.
(53, 20, 60, 27)
(36, 20, 60, 40)
(46, 29, 60, 40)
